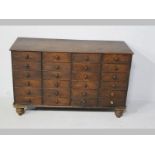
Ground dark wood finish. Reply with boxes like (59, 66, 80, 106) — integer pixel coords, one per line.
(11, 37, 133, 117)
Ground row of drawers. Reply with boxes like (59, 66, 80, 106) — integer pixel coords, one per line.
(12, 52, 131, 64)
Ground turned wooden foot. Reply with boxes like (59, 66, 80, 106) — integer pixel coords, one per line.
(16, 107, 25, 115)
(114, 107, 125, 118)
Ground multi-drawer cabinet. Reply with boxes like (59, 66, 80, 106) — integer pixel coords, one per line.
(10, 37, 133, 117)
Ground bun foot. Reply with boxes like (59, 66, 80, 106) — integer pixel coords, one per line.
(114, 107, 125, 118)
(16, 108, 25, 115)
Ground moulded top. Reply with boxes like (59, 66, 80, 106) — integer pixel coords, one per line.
(10, 37, 133, 54)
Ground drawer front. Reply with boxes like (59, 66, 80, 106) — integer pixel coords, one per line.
(15, 88, 41, 96)
(102, 73, 128, 81)
(43, 80, 70, 89)
(98, 98, 125, 107)
(43, 71, 70, 80)
(99, 90, 126, 99)
(14, 71, 41, 79)
(72, 53, 100, 63)
(72, 72, 99, 81)
(13, 62, 41, 71)
(43, 52, 71, 63)
(71, 98, 97, 107)
(103, 54, 131, 64)
(14, 80, 41, 88)
(43, 63, 70, 71)
(101, 81, 128, 90)
(72, 63, 100, 72)
(44, 88, 70, 97)
(72, 89, 97, 98)
(12, 51, 41, 62)
(44, 97, 70, 106)
(72, 81, 98, 89)
(15, 96, 42, 105)
(102, 64, 129, 72)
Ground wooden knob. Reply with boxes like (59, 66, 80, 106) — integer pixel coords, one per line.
(85, 56, 89, 61)
(55, 65, 60, 70)
(54, 90, 59, 96)
(25, 55, 29, 59)
(112, 84, 117, 88)
(115, 66, 119, 71)
(84, 74, 88, 79)
(55, 82, 59, 88)
(25, 64, 30, 69)
(56, 99, 59, 104)
(84, 65, 88, 71)
(28, 99, 31, 103)
(112, 75, 117, 80)
(55, 73, 60, 78)
(27, 81, 31, 86)
(55, 55, 60, 60)
(110, 92, 114, 97)
(26, 73, 30, 78)
(84, 83, 88, 88)
(114, 57, 119, 62)
(27, 90, 31, 95)
(82, 92, 87, 96)
(81, 99, 87, 104)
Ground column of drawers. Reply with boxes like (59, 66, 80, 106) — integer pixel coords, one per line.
(12, 51, 42, 105)
(71, 53, 101, 107)
(43, 52, 71, 106)
(99, 54, 131, 107)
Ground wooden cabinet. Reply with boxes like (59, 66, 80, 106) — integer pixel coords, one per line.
(10, 37, 133, 117)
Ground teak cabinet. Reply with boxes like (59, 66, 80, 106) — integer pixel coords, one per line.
(10, 37, 133, 117)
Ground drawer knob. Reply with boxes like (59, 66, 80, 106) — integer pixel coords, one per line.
(84, 74, 88, 79)
(115, 66, 119, 71)
(110, 100, 114, 105)
(55, 65, 60, 70)
(85, 56, 89, 61)
(82, 92, 87, 96)
(25, 64, 30, 69)
(26, 73, 30, 78)
(25, 55, 29, 59)
(27, 99, 31, 103)
(112, 84, 117, 88)
(114, 57, 119, 62)
(56, 99, 59, 104)
(27, 91, 31, 95)
(54, 91, 59, 96)
(84, 83, 88, 88)
(55, 82, 59, 88)
(112, 75, 117, 80)
(84, 65, 88, 71)
(27, 81, 31, 86)
(55, 55, 60, 60)
(81, 99, 87, 104)
(110, 92, 114, 97)
(55, 73, 60, 78)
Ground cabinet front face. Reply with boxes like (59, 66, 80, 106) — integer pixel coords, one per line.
(12, 51, 42, 106)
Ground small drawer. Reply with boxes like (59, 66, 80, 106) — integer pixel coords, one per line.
(44, 97, 70, 106)
(44, 88, 70, 97)
(43, 71, 70, 80)
(14, 88, 41, 96)
(12, 51, 41, 62)
(43, 52, 71, 63)
(72, 72, 99, 81)
(102, 64, 130, 72)
(71, 98, 97, 107)
(15, 96, 42, 105)
(103, 54, 131, 64)
(43, 80, 70, 89)
(99, 90, 126, 100)
(14, 80, 41, 88)
(98, 98, 125, 107)
(72, 63, 100, 72)
(102, 73, 128, 81)
(13, 61, 41, 71)
(13, 71, 41, 79)
(72, 53, 100, 63)
(72, 89, 97, 98)
(43, 63, 71, 71)
(101, 82, 128, 90)
(72, 81, 98, 89)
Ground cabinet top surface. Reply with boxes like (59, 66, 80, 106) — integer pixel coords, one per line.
(10, 37, 133, 54)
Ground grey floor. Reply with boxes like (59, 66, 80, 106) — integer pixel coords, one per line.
(0, 97, 155, 129)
